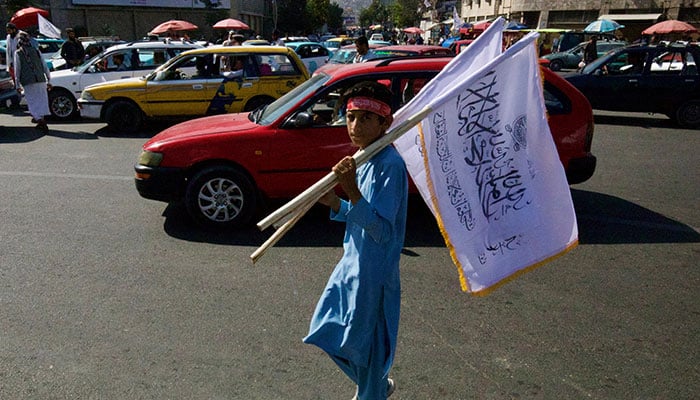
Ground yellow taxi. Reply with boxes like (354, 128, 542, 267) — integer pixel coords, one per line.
(78, 46, 309, 133)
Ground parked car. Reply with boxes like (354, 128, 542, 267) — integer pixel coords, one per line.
(78, 45, 309, 132)
(0, 69, 19, 106)
(316, 42, 391, 71)
(47, 37, 127, 71)
(363, 45, 454, 61)
(48, 40, 201, 120)
(134, 57, 596, 228)
(564, 42, 700, 127)
(322, 37, 355, 55)
(542, 40, 627, 71)
(243, 39, 270, 46)
(285, 41, 329, 73)
(1, 37, 65, 63)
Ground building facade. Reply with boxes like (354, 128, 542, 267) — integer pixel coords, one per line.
(460, 0, 700, 41)
(8, 0, 269, 42)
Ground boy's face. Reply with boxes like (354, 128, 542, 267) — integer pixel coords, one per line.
(346, 109, 391, 149)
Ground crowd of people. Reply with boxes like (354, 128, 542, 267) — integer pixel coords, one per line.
(4, 22, 89, 131)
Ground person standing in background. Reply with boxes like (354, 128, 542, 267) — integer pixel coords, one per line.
(60, 28, 85, 68)
(14, 32, 52, 131)
(353, 36, 369, 63)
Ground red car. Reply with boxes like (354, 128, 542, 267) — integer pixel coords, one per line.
(135, 57, 596, 228)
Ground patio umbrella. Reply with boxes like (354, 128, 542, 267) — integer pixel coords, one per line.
(584, 19, 624, 33)
(213, 18, 250, 31)
(403, 27, 424, 34)
(642, 19, 698, 35)
(10, 7, 50, 29)
(149, 19, 198, 35)
(506, 21, 528, 30)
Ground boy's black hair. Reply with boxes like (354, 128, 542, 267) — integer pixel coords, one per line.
(341, 81, 393, 109)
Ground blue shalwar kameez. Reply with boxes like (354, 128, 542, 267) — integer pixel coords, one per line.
(304, 146, 408, 400)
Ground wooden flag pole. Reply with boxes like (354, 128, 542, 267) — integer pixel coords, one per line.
(250, 106, 433, 264)
(256, 106, 433, 232)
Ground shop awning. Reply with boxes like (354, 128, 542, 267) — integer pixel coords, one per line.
(598, 13, 663, 21)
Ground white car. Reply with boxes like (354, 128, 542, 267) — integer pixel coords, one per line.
(285, 41, 329, 73)
(48, 40, 201, 120)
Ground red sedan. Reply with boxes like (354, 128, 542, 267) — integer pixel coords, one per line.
(135, 57, 596, 228)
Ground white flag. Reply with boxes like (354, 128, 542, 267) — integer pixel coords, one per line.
(424, 0, 432, 8)
(393, 31, 578, 295)
(452, 6, 464, 32)
(38, 14, 61, 39)
(394, 18, 505, 215)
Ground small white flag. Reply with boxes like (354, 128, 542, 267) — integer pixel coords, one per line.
(424, 0, 432, 8)
(38, 14, 61, 39)
(452, 6, 464, 32)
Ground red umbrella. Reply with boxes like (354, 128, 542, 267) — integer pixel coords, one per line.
(212, 18, 250, 31)
(10, 7, 50, 30)
(642, 19, 698, 35)
(149, 20, 198, 35)
(403, 27, 424, 34)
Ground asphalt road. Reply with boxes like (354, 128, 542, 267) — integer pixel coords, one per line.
(0, 108, 698, 399)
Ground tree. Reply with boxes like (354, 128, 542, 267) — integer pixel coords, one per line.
(276, 0, 309, 35)
(389, 0, 422, 28)
(359, 0, 388, 28)
(306, 0, 329, 32)
(305, 0, 344, 33)
(327, 3, 344, 32)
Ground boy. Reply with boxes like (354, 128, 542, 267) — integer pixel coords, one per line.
(304, 81, 408, 399)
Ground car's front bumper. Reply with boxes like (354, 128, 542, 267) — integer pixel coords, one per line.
(566, 154, 597, 185)
(77, 100, 104, 120)
(134, 164, 186, 202)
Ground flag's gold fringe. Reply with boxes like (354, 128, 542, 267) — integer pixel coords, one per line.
(471, 240, 579, 297)
(417, 122, 470, 292)
(417, 117, 578, 296)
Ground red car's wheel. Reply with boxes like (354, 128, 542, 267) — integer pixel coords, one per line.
(185, 166, 257, 229)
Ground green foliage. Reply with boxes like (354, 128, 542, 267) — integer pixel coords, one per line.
(276, 0, 309, 35)
(304, 0, 344, 33)
(389, 0, 422, 28)
(359, 0, 388, 28)
(306, 0, 329, 30)
(327, 3, 344, 32)
(5, 0, 32, 15)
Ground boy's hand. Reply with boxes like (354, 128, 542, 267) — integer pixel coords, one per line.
(332, 156, 361, 204)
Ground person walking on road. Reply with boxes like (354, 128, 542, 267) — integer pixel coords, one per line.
(14, 32, 52, 131)
(304, 81, 407, 400)
(60, 28, 85, 68)
(583, 35, 598, 65)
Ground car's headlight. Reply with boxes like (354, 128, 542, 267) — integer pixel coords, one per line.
(138, 150, 163, 167)
(80, 91, 94, 101)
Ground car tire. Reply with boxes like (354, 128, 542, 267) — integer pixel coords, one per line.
(105, 100, 144, 133)
(244, 96, 274, 112)
(549, 59, 563, 72)
(48, 88, 79, 120)
(185, 166, 257, 229)
(674, 100, 700, 128)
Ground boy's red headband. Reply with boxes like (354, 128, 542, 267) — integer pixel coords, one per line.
(346, 96, 391, 118)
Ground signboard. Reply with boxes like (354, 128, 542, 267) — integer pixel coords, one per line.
(72, 0, 230, 8)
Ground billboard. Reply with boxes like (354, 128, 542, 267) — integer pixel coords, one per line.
(72, 0, 230, 8)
